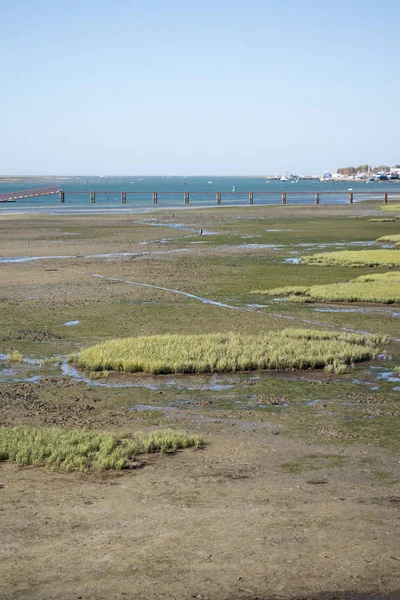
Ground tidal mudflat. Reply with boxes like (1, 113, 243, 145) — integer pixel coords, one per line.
(0, 203, 399, 600)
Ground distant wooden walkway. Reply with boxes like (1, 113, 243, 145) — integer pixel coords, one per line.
(0, 186, 61, 202)
(59, 190, 396, 205)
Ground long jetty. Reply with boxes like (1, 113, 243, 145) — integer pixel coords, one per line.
(0, 186, 61, 202)
(58, 190, 395, 205)
(0, 188, 398, 205)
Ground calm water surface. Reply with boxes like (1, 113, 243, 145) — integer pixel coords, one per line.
(0, 176, 398, 214)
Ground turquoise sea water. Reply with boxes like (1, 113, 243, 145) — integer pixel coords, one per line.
(0, 176, 398, 214)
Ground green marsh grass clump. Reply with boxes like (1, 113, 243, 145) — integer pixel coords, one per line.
(300, 249, 400, 268)
(74, 330, 385, 375)
(380, 204, 400, 212)
(6, 349, 23, 363)
(0, 426, 202, 472)
(255, 271, 400, 304)
(377, 234, 400, 246)
(252, 286, 309, 296)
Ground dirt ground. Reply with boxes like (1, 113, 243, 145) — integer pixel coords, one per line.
(0, 204, 399, 600)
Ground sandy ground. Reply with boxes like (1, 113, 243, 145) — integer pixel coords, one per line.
(0, 205, 399, 600)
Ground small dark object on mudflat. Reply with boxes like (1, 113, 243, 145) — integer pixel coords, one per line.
(307, 479, 329, 485)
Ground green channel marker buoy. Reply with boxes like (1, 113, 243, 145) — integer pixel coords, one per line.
(232, 185, 236, 192)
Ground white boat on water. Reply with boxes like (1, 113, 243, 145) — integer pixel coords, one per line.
(281, 171, 296, 182)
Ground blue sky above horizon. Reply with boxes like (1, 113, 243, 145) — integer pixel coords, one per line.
(1, 0, 399, 176)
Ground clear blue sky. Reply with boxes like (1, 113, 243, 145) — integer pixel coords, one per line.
(1, 0, 399, 175)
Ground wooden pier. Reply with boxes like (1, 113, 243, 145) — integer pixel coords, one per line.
(53, 190, 396, 205)
(0, 186, 61, 202)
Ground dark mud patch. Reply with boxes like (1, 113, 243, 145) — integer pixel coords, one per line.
(0, 382, 98, 428)
(310, 426, 354, 439)
(251, 393, 287, 405)
(0, 330, 65, 342)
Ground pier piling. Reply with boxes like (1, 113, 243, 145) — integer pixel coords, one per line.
(216, 192, 221, 204)
(184, 192, 190, 204)
(152, 193, 158, 204)
(349, 192, 353, 204)
(59, 191, 65, 203)
(121, 192, 127, 204)
(282, 192, 287, 205)
(315, 193, 319, 205)
(249, 192, 254, 204)
(90, 192, 96, 203)
(384, 192, 388, 203)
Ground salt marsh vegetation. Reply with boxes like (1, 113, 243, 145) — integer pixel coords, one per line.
(380, 204, 400, 212)
(5, 350, 23, 363)
(74, 330, 385, 375)
(377, 234, 400, 246)
(0, 426, 202, 472)
(301, 249, 400, 268)
(255, 272, 400, 304)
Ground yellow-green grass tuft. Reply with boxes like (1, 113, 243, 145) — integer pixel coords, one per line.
(73, 330, 385, 375)
(255, 271, 400, 304)
(0, 426, 202, 472)
(377, 234, 400, 246)
(252, 286, 309, 296)
(301, 250, 400, 268)
(6, 349, 23, 363)
(380, 204, 400, 212)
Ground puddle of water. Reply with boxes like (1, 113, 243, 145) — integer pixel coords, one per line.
(241, 243, 282, 249)
(24, 375, 43, 383)
(128, 404, 177, 413)
(369, 367, 400, 383)
(306, 399, 321, 406)
(283, 257, 301, 264)
(313, 308, 367, 314)
(313, 307, 400, 318)
(133, 220, 217, 235)
(246, 303, 269, 308)
(0, 255, 74, 264)
(60, 361, 243, 391)
(62, 320, 81, 327)
(60, 361, 162, 389)
(138, 238, 172, 245)
(0, 249, 188, 265)
(352, 379, 375, 386)
(0, 367, 17, 377)
(293, 240, 377, 249)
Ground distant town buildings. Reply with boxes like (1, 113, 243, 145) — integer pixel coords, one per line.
(265, 165, 400, 182)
